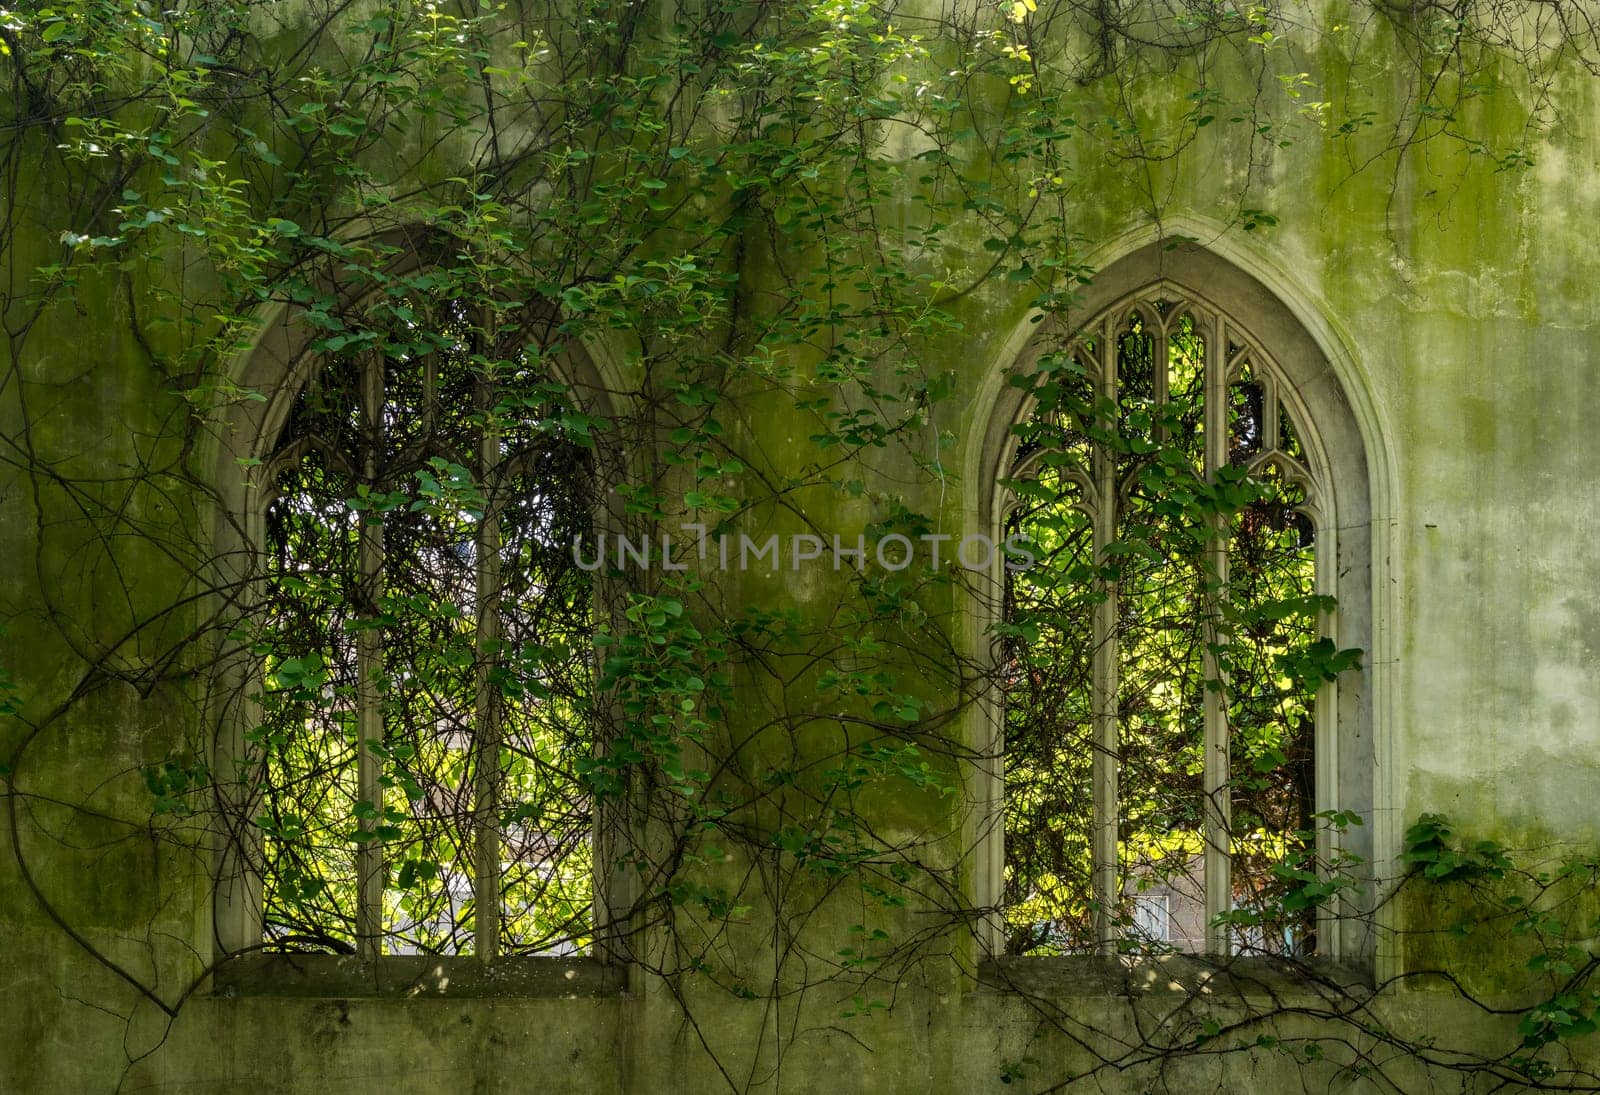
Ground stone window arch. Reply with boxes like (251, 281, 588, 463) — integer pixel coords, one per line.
(973, 243, 1374, 965)
(210, 239, 627, 976)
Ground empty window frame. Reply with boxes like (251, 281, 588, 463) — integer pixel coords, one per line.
(997, 290, 1338, 958)
(244, 297, 599, 959)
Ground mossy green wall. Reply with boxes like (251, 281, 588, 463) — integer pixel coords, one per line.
(4, 1, 1600, 1090)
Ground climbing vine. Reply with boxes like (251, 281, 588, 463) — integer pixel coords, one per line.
(2, 0, 1599, 1091)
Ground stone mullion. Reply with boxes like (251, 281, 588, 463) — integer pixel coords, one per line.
(1091, 319, 1120, 954)
(1202, 313, 1233, 956)
(355, 357, 387, 959)
(472, 352, 505, 961)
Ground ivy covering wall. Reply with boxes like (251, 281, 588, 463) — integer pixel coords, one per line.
(3, 1, 1600, 1091)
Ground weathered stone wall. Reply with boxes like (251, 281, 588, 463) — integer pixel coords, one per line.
(4, 1, 1600, 1090)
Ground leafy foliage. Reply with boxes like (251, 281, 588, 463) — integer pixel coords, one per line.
(1402, 813, 1513, 882)
(0, 0, 1596, 1090)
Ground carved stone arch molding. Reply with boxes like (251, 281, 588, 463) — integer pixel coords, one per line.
(205, 225, 634, 975)
(967, 240, 1377, 972)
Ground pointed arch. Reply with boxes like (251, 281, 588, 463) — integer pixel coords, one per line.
(205, 229, 631, 975)
(968, 240, 1379, 967)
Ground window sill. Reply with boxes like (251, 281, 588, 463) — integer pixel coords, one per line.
(975, 955, 1372, 1002)
(213, 954, 627, 999)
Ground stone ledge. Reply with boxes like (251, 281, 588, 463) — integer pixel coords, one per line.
(212, 954, 628, 999)
(975, 955, 1373, 1002)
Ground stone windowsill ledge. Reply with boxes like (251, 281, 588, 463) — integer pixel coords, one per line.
(975, 955, 1373, 1002)
(213, 953, 628, 999)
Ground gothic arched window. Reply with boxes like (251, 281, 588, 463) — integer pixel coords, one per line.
(243, 296, 600, 960)
(982, 249, 1373, 962)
